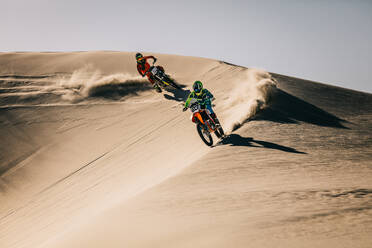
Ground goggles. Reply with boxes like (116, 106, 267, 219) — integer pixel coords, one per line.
(195, 89, 202, 95)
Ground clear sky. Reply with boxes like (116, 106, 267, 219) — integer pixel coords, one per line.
(2, 0, 372, 93)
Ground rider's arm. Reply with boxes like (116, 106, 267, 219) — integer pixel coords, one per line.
(184, 95, 191, 108)
(183, 94, 192, 111)
(143, 56, 157, 64)
(204, 89, 214, 99)
(137, 65, 145, 77)
(199, 89, 214, 105)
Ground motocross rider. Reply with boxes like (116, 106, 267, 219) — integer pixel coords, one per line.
(183, 81, 221, 126)
(136, 52, 163, 92)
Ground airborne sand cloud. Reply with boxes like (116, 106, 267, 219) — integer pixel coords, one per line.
(222, 68, 277, 133)
(55, 65, 147, 102)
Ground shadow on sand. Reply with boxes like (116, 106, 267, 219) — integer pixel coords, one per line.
(163, 83, 191, 103)
(219, 134, 306, 154)
(252, 89, 349, 129)
(86, 77, 190, 103)
(88, 81, 152, 100)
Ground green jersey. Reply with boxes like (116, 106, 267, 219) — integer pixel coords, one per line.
(184, 88, 214, 108)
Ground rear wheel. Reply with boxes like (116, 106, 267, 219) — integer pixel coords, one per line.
(215, 129, 221, 138)
(197, 124, 213, 146)
(218, 127, 225, 137)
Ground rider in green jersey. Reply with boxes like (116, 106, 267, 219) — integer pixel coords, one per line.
(183, 81, 221, 126)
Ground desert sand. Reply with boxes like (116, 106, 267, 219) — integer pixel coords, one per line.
(0, 51, 371, 248)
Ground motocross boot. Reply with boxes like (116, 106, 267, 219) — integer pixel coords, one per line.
(211, 113, 225, 137)
(153, 83, 162, 93)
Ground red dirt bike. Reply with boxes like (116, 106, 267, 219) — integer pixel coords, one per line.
(188, 100, 225, 146)
(145, 62, 181, 91)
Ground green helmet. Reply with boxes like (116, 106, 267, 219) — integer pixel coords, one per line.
(135, 53, 143, 60)
(193, 81, 203, 94)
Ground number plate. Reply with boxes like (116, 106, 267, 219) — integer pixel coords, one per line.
(151, 67, 158, 75)
(191, 104, 200, 113)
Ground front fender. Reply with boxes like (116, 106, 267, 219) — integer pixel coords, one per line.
(192, 112, 204, 124)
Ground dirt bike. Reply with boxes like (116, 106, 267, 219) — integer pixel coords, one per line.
(146, 62, 181, 90)
(187, 100, 225, 146)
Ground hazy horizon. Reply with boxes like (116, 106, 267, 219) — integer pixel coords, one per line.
(2, 0, 372, 93)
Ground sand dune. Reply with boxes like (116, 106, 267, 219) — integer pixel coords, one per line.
(0, 52, 371, 248)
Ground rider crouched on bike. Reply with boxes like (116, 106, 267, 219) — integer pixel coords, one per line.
(136, 53, 163, 92)
(183, 81, 221, 126)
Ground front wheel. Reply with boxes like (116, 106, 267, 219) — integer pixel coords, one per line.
(197, 124, 213, 146)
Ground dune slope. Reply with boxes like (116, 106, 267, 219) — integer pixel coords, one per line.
(0, 52, 371, 248)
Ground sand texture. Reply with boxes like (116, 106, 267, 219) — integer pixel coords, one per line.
(0, 51, 371, 248)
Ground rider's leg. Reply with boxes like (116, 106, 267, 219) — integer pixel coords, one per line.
(207, 105, 224, 136)
(146, 73, 154, 84)
(206, 105, 221, 125)
(147, 74, 161, 92)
